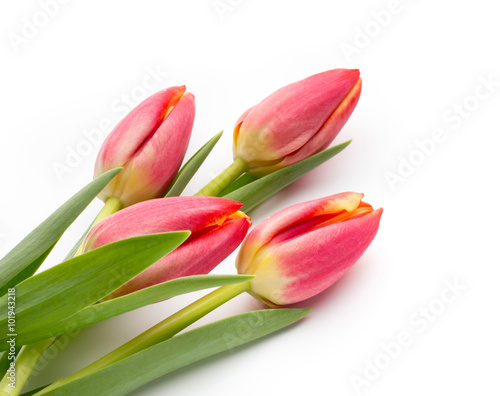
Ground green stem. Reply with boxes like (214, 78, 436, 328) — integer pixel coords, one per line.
(1, 197, 123, 396)
(0, 338, 54, 395)
(195, 157, 248, 197)
(43, 281, 252, 390)
(74, 197, 123, 256)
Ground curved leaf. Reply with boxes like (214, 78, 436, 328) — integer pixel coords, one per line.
(165, 131, 223, 197)
(19, 275, 254, 345)
(0, 231, 190, 349)
(0, 168, 122, 295)
(217, 173, 258, 196)
(224, 141, 351, 212)
(35, 309, 310, 395)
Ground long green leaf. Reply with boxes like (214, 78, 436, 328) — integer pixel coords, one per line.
(217, 173, 258, 196)
(165, 131, 223, 197)
(17, 274, 254, 345)
(224, 141, 351, 212)
(22, 386, 47, 396)
(35, 308, 310, 396)
(0, 231, 190, 348)
(4, 244, 55, 295)
(0, 168, 122, 296)
(63, 213, 97, 261)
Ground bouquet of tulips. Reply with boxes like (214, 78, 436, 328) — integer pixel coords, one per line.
(0, 69, 382, 395)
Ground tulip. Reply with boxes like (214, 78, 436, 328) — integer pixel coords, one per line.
(195, 69, 361, 197)
(95, 86, 195, 207)
(82, 196, 251, 298)
(234, 69, 361, 176)
(236, 192, 382, 306)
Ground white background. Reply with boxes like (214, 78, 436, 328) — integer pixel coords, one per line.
(1, 1, 499, 395)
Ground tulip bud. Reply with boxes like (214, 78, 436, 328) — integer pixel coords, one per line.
(233, 69, 362, 176)
(95, 86, 195, 207)
(236, 192, 382, 306)
(82, 196, 251, 298)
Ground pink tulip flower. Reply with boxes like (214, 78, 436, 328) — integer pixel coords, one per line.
(233, 69, 362, 176)
(236, 192, 382, 306)
(95, 86, 195, 207)
(82, 196, 251, 298)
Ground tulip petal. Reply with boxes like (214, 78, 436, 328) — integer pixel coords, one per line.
(272, 208, 383, 305)
(236, 192, 363, 275)
(83, 197, 243, 251)
(108, 216, 251, 297)
(269, 78, 362, 171)
(233, 105, 254, 155)
(235, 69, 360, 165)
(117, 93, 195, 206)
(95, 86, 186, 176)
(236, 192, 382, 306)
